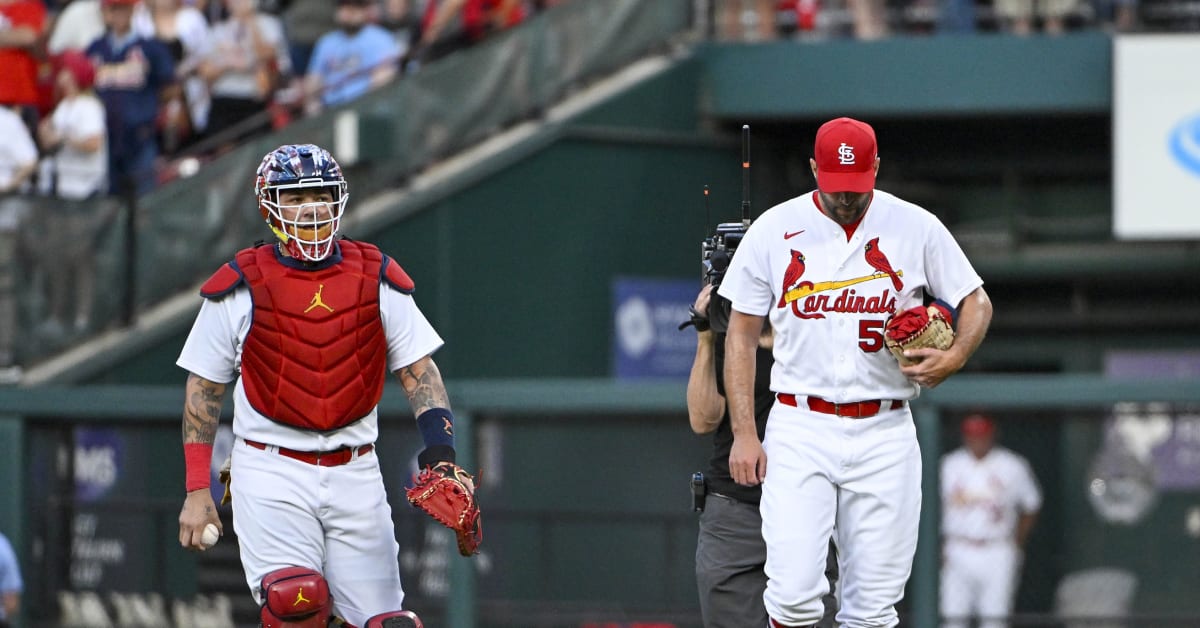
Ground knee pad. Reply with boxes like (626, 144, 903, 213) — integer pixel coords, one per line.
(365, 610, 423, 628)
(259, 566, 331, 628)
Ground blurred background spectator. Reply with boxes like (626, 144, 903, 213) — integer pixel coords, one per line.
(37, 50, 107, 201)
(87, 0, 176, 198)
(34, 49, 110, 340)
(715, 0, 777, 40)
(303, 0, 400, 114)
(133, 0, 213, 153)
(0, 0, 47, 130)
(380, 0, 420, 59)
(993, 0, 1081, 33)
(414, 0, 529, 64)
(0, 529, 21, 628)
(199, 0, 291, 147)
(0, 104, 37, 385)
(281, 0, 335, 82)
(45, 0, 104, 55)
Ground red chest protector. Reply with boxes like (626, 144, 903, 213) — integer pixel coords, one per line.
(201, 240, 415, 432)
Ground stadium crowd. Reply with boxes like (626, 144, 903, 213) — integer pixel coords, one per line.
(0, 0, 1193, 384)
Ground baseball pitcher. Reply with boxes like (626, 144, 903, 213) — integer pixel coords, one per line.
(718, 117, 993, 627)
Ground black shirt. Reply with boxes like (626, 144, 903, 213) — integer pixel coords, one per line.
(704, 332, 774, 505)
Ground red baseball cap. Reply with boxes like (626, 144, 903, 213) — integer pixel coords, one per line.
(56, 51, 95, 91)
(813, 117, 878, 194)
(961, 414, 996, 438)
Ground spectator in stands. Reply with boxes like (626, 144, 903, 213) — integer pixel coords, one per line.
(304, 0, 399, 114)
(281, 0, 335, 80)
(46, 0, 104, 54)
(380, 0, 419, 60)
(938, 0, 978, 33)
(0, 0, 48, 124)
(848, 0, 889, 38)
(1109, 0, 1138, 30)
(714, 0, 776, 41)
(0, 104, 37, 384)
(0, 530, 21, 627)
(413, 0, 528, 64)
(38, 50, 107, 200)
(134, 0, 213, 152)
(993, 0, 1079, 33)
(87, 0, 176, 198)
(36, 50, 109, 337)
(200, 0, 291, 145)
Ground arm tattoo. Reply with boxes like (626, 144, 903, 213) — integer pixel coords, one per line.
(183, 373, 227, 444)
(397, 356, 451, 416)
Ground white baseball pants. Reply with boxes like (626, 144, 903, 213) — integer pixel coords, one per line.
(761, 402, 921, 628)
(230, 438, 404, 627)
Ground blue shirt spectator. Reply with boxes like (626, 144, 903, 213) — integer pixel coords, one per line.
(305, 0, 399, 112)
(0, 531, 22, 625)
(87, 0, 176, 197)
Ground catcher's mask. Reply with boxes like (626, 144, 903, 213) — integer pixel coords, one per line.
(256, 144, 349, 262)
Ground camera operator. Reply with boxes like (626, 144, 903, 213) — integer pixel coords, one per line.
(686, 268, 837, 628)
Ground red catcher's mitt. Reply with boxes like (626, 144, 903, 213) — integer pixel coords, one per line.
(885, 303, 955, 366)
(406, 462, 482, 556)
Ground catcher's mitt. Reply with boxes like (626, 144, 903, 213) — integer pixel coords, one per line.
(218, 454, 232, 506)
(885, 303, 955, 366)
(406, 462, 482, 556)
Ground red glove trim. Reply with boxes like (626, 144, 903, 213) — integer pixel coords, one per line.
(185, 443, 213, 492)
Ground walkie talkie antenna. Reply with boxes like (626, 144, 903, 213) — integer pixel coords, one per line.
(741, 125, 751, 228)
(703, 185, 711, 234)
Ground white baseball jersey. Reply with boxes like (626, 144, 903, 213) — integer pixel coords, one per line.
(941, 446, 1042, 543)
(176, 282, 444, 451)
(718, 189, 983, 401)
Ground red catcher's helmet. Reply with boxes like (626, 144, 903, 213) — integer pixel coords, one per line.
(255, 144, 348, 262)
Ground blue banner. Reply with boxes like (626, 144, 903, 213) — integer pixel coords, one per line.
(612, 277, 698, 379)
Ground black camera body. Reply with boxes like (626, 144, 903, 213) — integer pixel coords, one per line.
(701, 220, 749, 333)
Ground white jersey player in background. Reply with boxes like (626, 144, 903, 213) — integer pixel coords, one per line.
(718, 117, 993, 628)
(940, 414, 1041, 628)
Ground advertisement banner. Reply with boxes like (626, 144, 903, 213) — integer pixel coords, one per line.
(1114, 36, 1200, 239)
(612, 277, 698, 379)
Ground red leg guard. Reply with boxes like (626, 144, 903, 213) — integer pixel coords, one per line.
(364, 610, 423, 628)
(259, 566, 332, 628)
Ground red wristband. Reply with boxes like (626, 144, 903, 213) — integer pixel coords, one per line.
(184, 443, 213, 492)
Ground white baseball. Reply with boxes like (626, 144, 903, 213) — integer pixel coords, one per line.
(201, 523, 220, 548)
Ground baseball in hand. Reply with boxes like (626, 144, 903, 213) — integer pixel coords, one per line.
(201, 523, 220, 548)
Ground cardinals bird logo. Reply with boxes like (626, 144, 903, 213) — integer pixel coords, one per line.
(864, 238, 903, 292)
(778, 250, 811, 307)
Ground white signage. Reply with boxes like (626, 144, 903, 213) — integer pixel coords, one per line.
(1114, 36, 1200, 240)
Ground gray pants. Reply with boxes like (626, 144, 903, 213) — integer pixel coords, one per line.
(697, 494, 838, 628)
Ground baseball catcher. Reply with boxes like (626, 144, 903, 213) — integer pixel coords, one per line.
(407, 461, 482, 556)
(885, 300, 956, 366)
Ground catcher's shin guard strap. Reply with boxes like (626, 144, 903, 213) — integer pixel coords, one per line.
(366, 610, 424, 628)
(184, 443, 213, 492)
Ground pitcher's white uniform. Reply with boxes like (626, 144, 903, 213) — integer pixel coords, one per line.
(718, 189, 983, 627)
(940, 445, 1041, 628)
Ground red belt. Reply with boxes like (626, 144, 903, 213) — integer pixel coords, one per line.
(777, 393, 904, 418)
(244, 439, 373, 467)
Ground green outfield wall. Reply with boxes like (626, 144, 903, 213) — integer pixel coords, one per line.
(2, 376, 1199, 627)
